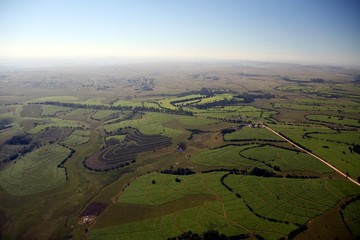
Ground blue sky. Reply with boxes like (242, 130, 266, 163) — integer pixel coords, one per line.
(0, 0, 359, 65)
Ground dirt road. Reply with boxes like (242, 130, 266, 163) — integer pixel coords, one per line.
(264, 125, 360, 187)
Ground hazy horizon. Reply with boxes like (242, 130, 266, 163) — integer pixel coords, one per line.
(1, 0, 360, 66)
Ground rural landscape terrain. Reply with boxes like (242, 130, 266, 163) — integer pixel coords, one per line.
(0, 61, 359, 240)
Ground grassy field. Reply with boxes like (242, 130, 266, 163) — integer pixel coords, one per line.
(306, 130, 360, 145)
(27, 118, 83, 134)
(191, 105, 276, 123)
(342, 200, 360, 237)
(0, 144, 70, 195)
(1, 63, 360, 240)
(239, 145, 333, 174)
(224, 127, 283, 141)
(118, 172, 212, 205)
(29, 96, 79, 103)
(62, 129, 91, 146)
(225, 175, 360, 225)
(41, 105, 71, 116)
(106, 135, 126, 142)
(190, 144, 266, 168)
(104, 112, 218, 139)
(305, 114, 360, 127)
(92, 110, 120, 121)
(113, 100, 143, 108)
(269, 124, 360, 178)
(90, 172, 360, 240)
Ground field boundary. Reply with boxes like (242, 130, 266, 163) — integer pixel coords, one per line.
(264, 125, 360, 187)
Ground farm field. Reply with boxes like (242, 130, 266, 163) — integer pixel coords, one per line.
(224, 127, 284, 141)
(305, 114, 360, 127)
(342, 200, 360, 236)
(90, 172, 360, 240)
(269, 123, 360, 179)
(0, 144, 70, 195)
(0, 62, 359, 240)
(62, 129, 91, 146)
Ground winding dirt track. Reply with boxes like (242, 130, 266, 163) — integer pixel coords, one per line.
(264, 125, 360, 187)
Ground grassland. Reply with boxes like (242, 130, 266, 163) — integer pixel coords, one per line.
(0, 144, 70, 195)
(104, 112, 218, 139)
(269, 123, 360, 178)
(305, 114, 360, 127)
(90, 172, 360, 240)
(92, 110, 120, 121)
(0, 62, 359, 240)
(239, 145, 333, 173)
(342, 200, 360, 236)
(41, 105, 71, 116)
(27, 118, 83, 134)
(62, 129, 91, 146)
(224, 127, 283, 141)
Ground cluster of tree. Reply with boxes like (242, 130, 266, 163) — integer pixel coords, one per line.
(340, 195, 360, 211)
(249, 167, 282, 178)
(196, 98, 240, 109)
(170, 96, 205, 106)
(220, 173, 234, 192)
(339, 196, 360, 234)
(234, 92, 274, 103)
(310, 78, 325, 83)
(161, 167, 195, 175)
(57, 145, 76, 180)
(83, 159, 135, 172)
(2, 144, 37, 163)
(220, 128, 237, 135)
(286, 225, 308, 240)
(350, 144, 360, 154)
(5, 135, 32, 145)
(285, 174, 319, 179)
(201, 168, 244, 174)
(225, 138, 285, 143)
(186, 128, 207, 140)
(32, 101, 194, 116)
(0, 118, 11, 130)
(178, 142, 187, 151)
(168, 230, 250, 240)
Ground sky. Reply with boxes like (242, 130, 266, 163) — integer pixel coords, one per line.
(0, 0, 359, 66)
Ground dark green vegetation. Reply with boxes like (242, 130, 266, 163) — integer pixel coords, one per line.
(0, 62, 359, 239)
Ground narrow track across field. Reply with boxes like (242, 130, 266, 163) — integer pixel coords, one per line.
(264, 125, 360, 187)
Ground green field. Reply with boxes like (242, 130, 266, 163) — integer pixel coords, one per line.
(225, 175, 360, 225)
(191, 105, 275, 123)
(62, 129, 91, 145)
(106, 135, 126, 142)
(27, 118, 82, 134)
(90, 172, 360, 240)
(1, 63, 360, 240)
(0, 144, 70, 195)
(305, 114, 360, 127)
(29, 96, 79, 103)
(270, 124, 360, 178)
(118, 172, 212, 205)
(104, 112, 218, 139)
(239, 145, 333, 173)
(190, 144, 266, 167)
(113, 100, 143, 108)
(41, 105, 71, 116)
(342, 200, 360, 236)
(224, 127, 283, 141)
(92, 110, 120, 121)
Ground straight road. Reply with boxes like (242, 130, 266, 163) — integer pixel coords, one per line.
(264, 125, 360, 187)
